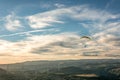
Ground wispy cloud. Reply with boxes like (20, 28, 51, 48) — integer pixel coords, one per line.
(26, 9, 65, 29)
(0, 32, 119, 64)
(4, 12, 22, 31)
(0, 28, 58, 38)
(26, 5, 118, 29)
(0, 4, 120, 63)
(0, 33, 78, 57)
(2, 5, 118, 31)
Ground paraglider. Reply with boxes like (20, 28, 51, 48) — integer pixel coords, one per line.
(80, 36, 92, 48)
(80, 36, 92, 40)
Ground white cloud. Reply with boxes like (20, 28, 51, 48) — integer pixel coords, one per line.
(26, 5, 88, 29)
(26, 5, 118, 30)
(4, 12, 22, 31)
(3, 5, 118, 31)
(26, 9, 65, 29)
(0, 5, 120, 63)
(0, 33, 75, 55)
(0, 32, 119, 64)
(0, 28, 58, 38)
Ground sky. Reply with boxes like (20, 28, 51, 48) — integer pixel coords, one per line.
(0, 0, 120, 64)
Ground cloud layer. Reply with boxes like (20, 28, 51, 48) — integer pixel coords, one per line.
(0, 5, 119, 63)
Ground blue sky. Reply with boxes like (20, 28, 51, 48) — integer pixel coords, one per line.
(0, 0, 120, 64)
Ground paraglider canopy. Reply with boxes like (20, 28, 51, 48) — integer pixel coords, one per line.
(80, 36, 92, 48)
(80, 36, 91, 40)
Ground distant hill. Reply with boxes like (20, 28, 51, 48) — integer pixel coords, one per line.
(0, 59, 119, 80)
(0, 59, 120, 72)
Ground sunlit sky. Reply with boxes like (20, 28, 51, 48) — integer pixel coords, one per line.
(0, 0, 120, 64)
